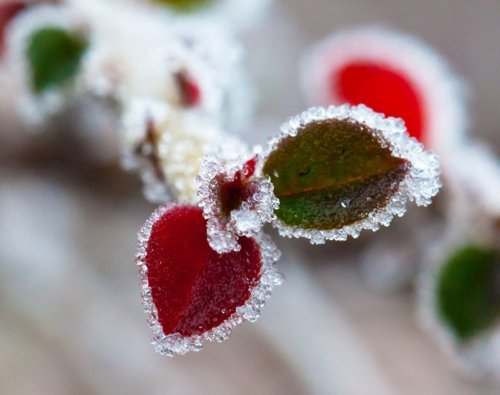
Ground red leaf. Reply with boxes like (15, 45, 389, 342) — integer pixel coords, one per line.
(334, 62, 425, 142)
(144, 205, 261, 336)
(301, 28, 466, 151)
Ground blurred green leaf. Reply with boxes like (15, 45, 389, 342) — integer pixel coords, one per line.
(27, 27, 88, 94)
(155, 0, 216, 12)
(263, 119, 409, 230)
(437, 245, 500, 341)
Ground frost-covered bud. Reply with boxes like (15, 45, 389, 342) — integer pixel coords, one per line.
(196, 154, 279, 253)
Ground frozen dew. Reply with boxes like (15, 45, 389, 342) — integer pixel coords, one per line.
(231, 209, 261, 235)
(340, 198, 351, 208)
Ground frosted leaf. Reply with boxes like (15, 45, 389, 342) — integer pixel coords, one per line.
(120, 97, 249, 204)
(416, 142, 500, 380)
(136, 204, 283, 356)
(261, 104, 442, 244)
(417, 237, 500, 380)
(4, 3, 89, 125)
(197, 154, 279, 253)
(300, 26, 467, 160)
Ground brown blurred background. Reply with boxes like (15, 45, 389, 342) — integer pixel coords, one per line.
(1, 1, 499, 394)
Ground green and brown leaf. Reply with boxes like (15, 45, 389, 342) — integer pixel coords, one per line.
(263, 119, 410, 230)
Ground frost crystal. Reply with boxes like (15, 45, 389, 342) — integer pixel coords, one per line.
(262, 104, 442, 244)
(121, 97, 249, 204)
(136, 204, 283, 356)
(197, 154, 279, 253)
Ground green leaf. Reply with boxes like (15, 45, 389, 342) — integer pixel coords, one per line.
(437, 245, 500, 342)
(262, 119, 410, 230)
(154, 0, 216, 12)
(27, 27, 88, 94)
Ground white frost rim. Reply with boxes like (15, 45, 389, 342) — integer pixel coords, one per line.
(196, 154, 279, 254)
(136, 203, 283, 356)
(259, 104, 442, 244)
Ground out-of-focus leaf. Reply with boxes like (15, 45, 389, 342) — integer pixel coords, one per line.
(27, 27, 88, 93)
(263, 119, 410, 230)
(155, 0, 215, 12)
(437, 245, 500, 341)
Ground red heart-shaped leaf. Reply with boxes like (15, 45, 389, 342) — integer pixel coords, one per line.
(137, 205, 282, 355)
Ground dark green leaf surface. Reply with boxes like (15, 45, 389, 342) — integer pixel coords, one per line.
(263, 119, 410, 230)
(27, 27, 88, 94)
(437, 245, 500, 342)
(155, 0, 215, 12)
